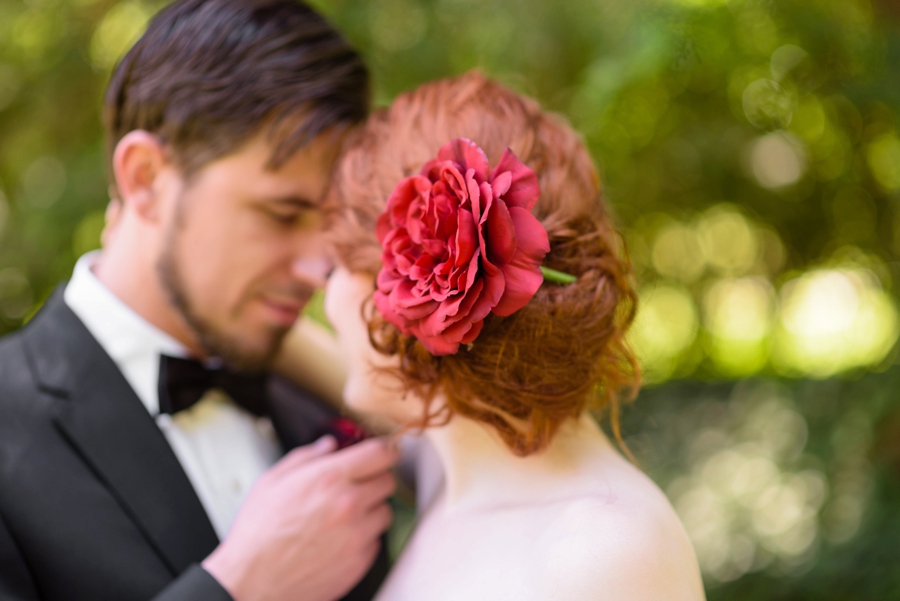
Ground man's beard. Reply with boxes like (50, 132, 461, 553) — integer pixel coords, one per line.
(157, 230, 290, 374)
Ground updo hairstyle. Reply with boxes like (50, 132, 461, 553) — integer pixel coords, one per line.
(326, 72, 639, 456)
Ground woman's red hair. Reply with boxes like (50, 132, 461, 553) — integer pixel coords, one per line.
(326, 72, 640, 456)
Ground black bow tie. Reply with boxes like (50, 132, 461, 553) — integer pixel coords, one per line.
(157, 355, 268, 417)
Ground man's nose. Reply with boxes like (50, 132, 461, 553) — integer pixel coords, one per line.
(291, 255, 334, 289)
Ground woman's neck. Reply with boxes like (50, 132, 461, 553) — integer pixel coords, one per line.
(423, 408, 615, 513)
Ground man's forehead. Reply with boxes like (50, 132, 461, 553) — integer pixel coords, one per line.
(264, 115, 348, 172)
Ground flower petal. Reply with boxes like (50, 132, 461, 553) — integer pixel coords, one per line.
(413, 329, 460, 356)
(421, 238, 446, 258)
(466, 259, 505, 323)
(458, 318, 483, 344)
(438, 138, 490, 182)
(507, 207, 550, 260)
(390, 279, 441, 315)
(455, 208, 478, 267)
(491, 148, 540, 210)
(405, 197, 427, 244)
(467, 171, 482, 222)
(485, 196, 517, 265)
(490, 170, 512, 198)
(375, 212, 392, 244)
(442, 316, 482, 346)
(492, 207, 550, 316)
(441, 165, 468, 203)
(386, 175, 432, 228)
(418, 279, 483, 337)
(374, 291, 411, 334)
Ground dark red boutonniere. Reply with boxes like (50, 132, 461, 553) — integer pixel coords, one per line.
(374, 138, 551, 355)
(327, 417, 371, 449)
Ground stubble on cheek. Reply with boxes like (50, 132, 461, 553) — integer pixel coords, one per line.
(157, 230, 290, 372)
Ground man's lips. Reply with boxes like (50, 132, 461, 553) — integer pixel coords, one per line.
(259, 296, 308, 325)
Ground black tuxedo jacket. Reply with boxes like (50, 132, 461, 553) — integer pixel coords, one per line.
(0, 291, 387, 601)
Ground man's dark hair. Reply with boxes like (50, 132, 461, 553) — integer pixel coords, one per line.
(103, 0, 369, 191)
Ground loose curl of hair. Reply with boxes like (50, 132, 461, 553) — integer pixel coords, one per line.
(326, 72, 640, 457)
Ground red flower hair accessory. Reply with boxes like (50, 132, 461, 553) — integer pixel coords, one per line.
(374, 138, 550, 356)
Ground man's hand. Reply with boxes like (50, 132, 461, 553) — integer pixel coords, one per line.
(202, 436, 398, 601)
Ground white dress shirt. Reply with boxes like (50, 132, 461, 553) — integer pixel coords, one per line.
(64, 251, 281, 540)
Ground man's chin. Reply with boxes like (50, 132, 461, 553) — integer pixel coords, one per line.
(198, 324, 290, 373)
(234, 333, 290, 373)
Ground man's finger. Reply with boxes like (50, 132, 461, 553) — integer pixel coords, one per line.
(354, 472, 397, 511)
(326, 437, 399, 482)
(268, 435, 338, 481)
(359, 503, 394, 541)
(347, 538, 383, 585)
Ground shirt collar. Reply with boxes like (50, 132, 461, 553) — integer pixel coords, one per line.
(64, 251, 188, 415)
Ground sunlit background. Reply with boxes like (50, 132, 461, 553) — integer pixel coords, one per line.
(1, 0, 899, 597)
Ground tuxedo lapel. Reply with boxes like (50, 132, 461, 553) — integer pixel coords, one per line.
(267, 374, 341, 451)
(21, 290, 219, 576)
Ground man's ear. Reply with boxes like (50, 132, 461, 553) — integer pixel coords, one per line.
(112, 131, 169, 222)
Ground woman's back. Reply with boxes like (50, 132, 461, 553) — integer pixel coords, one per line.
(377, 416, 705, 601)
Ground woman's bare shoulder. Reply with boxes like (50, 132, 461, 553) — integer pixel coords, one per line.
(542, 460, 706, 600)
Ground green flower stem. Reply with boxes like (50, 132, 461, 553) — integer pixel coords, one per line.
(540, 266, 577, 284)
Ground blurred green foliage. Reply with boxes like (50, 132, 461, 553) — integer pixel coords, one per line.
(1, 0, 899, 596)
(623, 371, 900, 599)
